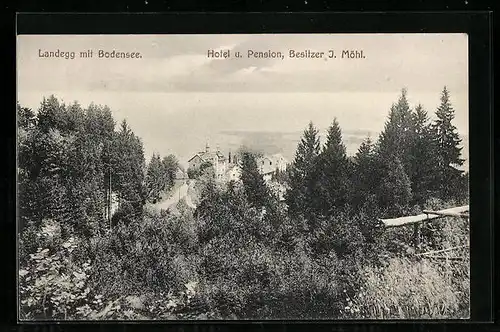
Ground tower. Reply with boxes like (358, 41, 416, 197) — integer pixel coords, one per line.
(205, 141, 210, 153)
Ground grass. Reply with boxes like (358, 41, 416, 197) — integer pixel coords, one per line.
(348, 256, 467, 319)
(343, 210, 470, 320)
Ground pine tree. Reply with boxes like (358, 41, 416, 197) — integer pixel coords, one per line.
(18, 97, 149, 234)
(64, 101, 86, 134)
(37, 127, 76, 236)
(36, 95, 62, 133)
(17, 103, 37, 183)
(110, 120, 146, 224)
(240, 151, 269, 209)
(18, 97, 93, 236)
(64, 102, 118, 235)
(144, 153, 178, 204)
(17, 104, 36, 129)
(162, 154, 179, 190)
(431, 87, 465, 200)
(317, 118, 350, 216)
(145, 153, 164, 203)
(285, 121, 321, 219)
(409, 104, 440, 204)
(376, 153, 413, 217)
(373, 88, 416, 215)
(354, 136, 373, 169)
(351, 136, 377, 211)
(377, 88, 414, 176)
(195, 177, 231, 244)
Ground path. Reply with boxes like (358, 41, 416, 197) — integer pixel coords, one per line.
(155, 181, 196, 210)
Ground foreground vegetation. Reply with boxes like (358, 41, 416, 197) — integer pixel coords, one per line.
(18, 87, 469, 320)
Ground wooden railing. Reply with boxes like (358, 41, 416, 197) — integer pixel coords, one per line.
(380, 205, 469, 228)
(379, 205, 469, 258)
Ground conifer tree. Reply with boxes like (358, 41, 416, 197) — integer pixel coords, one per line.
(431, 87, 465, 200)
(110, 120, 146, 223)
(317, 118, 350, 216)
(196, 176, 220, 219)
(354, 136, 373, 170)
(17, 106, 39, 230)
(374, 88, 416, 215)
(18, 97, 149, 233)
(351, 136, 377, 211)
(376, 153, 413, 216)
(36, 95, 64, 133)
(37, 123, 77, 236)
(409, 104, 440, 203)
(377, 88, 414, 177)
(63, 102, 117, 235)
(17, 104, 36, 129)
(145, 153, 164, 203)
(162, 154, 180, 189)
(285, 121, 321, 219)
(64, 101, 86, 134)
(240, 151, 269, 209)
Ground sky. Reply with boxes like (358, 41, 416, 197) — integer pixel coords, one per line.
(17, 34, 468, 167)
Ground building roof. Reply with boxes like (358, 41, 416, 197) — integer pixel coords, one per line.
(257, 153, 288, 164)
(259, 163, 276, 175)
(188, 150, 226, 163)
(271, 153, 285, 160)
(187, 154, 203, 163)
(175, 167, 187, 179)
(257, 153, 289, 175)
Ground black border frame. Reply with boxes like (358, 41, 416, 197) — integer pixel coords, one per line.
(7, 11, 494, 331)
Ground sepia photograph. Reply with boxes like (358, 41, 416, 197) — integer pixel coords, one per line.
(17, 33, 469, 320)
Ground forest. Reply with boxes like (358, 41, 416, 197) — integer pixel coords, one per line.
(18, 87, 469, 320)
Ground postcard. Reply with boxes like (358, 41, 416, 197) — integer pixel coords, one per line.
(17, 33, 469, 320)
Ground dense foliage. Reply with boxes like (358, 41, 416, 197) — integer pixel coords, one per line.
(18, 87, 469, 320)
(145, 153, 180, 203)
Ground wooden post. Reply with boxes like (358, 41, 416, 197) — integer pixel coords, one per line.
(413, 222, 421, 253)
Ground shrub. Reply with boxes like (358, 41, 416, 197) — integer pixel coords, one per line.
(197, 238, 342, 319)
(18, 156, 470, 320)
(19, 235, 96, 320)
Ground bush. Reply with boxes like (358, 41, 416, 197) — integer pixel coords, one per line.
(191, 177, 351, 319)
(197, 236, 342, 319)
(91, 211, 199, 299)
(18, 159, 469, 320)
(19, 234, 95, 320)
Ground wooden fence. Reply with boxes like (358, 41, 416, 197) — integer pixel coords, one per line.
(380, 205, 469, 228)
(379, 205, 469, 260)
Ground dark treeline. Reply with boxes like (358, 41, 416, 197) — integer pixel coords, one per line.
(286, 87, 468, 223)
(18, 96, 144, 238)
(18, 95, 177, 250)
(17, 87, 469, 320)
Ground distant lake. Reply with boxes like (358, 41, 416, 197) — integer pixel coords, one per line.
(17, 91, 468, 172)
(213, 130, 469, 172)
